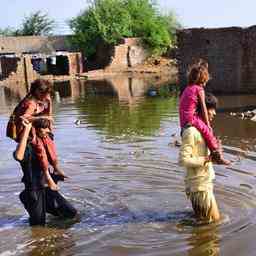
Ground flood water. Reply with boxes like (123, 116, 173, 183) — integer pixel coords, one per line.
(0, 77, 256, 255)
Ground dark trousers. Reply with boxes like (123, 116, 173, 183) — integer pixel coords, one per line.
(19, 188, 77, 226)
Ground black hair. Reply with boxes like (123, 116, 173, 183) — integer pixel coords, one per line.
(205, 92, 218, 110)
(197, 93, 218, 114)
(33, 118, 51, 129)
(29, 79, 51, 96)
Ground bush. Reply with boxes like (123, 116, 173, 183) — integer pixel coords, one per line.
(69, 0, 181, 58)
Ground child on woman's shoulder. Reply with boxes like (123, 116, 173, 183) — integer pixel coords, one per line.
(179, 60, 230, 165)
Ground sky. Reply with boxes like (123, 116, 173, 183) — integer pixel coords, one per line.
(0, 0, 256, 34)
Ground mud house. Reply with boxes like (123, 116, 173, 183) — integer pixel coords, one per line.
(177, 25, 256, 94)
(86, 38, 148, 71)
(0, 35, 83, 88)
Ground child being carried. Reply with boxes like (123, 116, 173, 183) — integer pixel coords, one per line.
(179, 60, 230, 165)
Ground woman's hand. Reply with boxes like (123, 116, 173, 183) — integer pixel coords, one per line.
(21, 117, 32, 131)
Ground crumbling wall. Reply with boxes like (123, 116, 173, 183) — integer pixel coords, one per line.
(106, 38, 148, 71)
(242, 26, 256, 92)
(177, 26, 256, 94)
(88, 38, 148, 71)
(67, 52, 83, 75)
(0, 35, 76, 54)
(0, 52, 83, 89)
(0, 57, 20, 79)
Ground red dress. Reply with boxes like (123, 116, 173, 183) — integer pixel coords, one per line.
(14, 97, 57, 171)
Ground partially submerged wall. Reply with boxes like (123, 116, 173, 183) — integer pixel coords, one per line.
(177, 26, 256, 94)
(0, 52, 83, 88)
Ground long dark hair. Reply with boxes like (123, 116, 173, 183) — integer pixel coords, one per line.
(12, 79, 52, 114)
(29, 79, 51, 97)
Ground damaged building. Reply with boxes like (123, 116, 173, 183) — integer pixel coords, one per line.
(0, 35, 83, 88)
(177, 26, 256, 94)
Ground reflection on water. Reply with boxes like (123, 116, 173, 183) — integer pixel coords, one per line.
(0, 77, 256, 255)
(186, 224, 220, 256)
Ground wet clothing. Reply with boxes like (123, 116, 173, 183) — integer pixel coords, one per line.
(186, 189, 216, 222)
(179, 84, 218, 151)
(16, 143, 45, 190)
(179, 126, 217, 222)
(19, 188, 77, 226)
(14, 144, 77, 226)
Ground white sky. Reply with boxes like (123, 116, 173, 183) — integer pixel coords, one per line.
(0, 0, 255, 34)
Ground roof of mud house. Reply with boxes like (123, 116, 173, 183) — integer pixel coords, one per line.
(0, 35, 76, 55)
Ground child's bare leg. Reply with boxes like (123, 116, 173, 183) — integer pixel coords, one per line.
(44, 169, 59, 191)
(53, 163, 68, 178)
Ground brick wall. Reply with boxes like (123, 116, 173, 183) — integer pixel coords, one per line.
(177, 26, 256, 94)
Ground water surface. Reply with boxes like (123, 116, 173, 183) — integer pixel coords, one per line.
(0, 77, 256, 255)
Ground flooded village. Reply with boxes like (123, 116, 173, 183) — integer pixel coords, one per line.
(1, 1, 256, 256)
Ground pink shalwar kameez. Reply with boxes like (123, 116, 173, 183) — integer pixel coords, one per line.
(179, 84, 218, 151)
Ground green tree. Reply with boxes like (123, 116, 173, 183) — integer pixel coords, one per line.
(16, 11, 55, 36)
(0, 27, 17, 36)
(70, 0, 132, 57)
(163, 11, 182, 45)
(70, 0, 181, 58)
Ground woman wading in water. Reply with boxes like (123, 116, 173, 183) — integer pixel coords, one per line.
(7, 79, 67, 190)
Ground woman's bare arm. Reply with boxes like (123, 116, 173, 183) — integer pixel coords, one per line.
(14, 120, 32, 161)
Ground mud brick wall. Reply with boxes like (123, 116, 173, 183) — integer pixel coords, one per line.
(177, 26, 256, 94)
(242, 26, 256, 92)
(0, 57, 19, 79)
(107, 38, 148, 70)
(67, 52, 83, 75)
(89, 38, 148, 71)
(0, 35, 76, 54)
(0, 53, 83, 86)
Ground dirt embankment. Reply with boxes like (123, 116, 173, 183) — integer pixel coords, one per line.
(79, 57, 178, 83)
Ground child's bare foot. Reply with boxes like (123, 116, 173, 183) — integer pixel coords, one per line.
(215, 157, 231, 165)
(48, 182, 59, 191)
(53, 166, 69, 179)
(211, 151, 231, 166)
(47, 178, 59, 190)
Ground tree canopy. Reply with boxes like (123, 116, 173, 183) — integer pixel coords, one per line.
(69, 0, 181, 58)
(17, 11, 55, 36)
(0, 11, 55, 36)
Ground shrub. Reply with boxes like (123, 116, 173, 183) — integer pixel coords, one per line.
(70, 0, 181, 58)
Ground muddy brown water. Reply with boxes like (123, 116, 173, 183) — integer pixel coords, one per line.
(0, 78, 256, 255)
